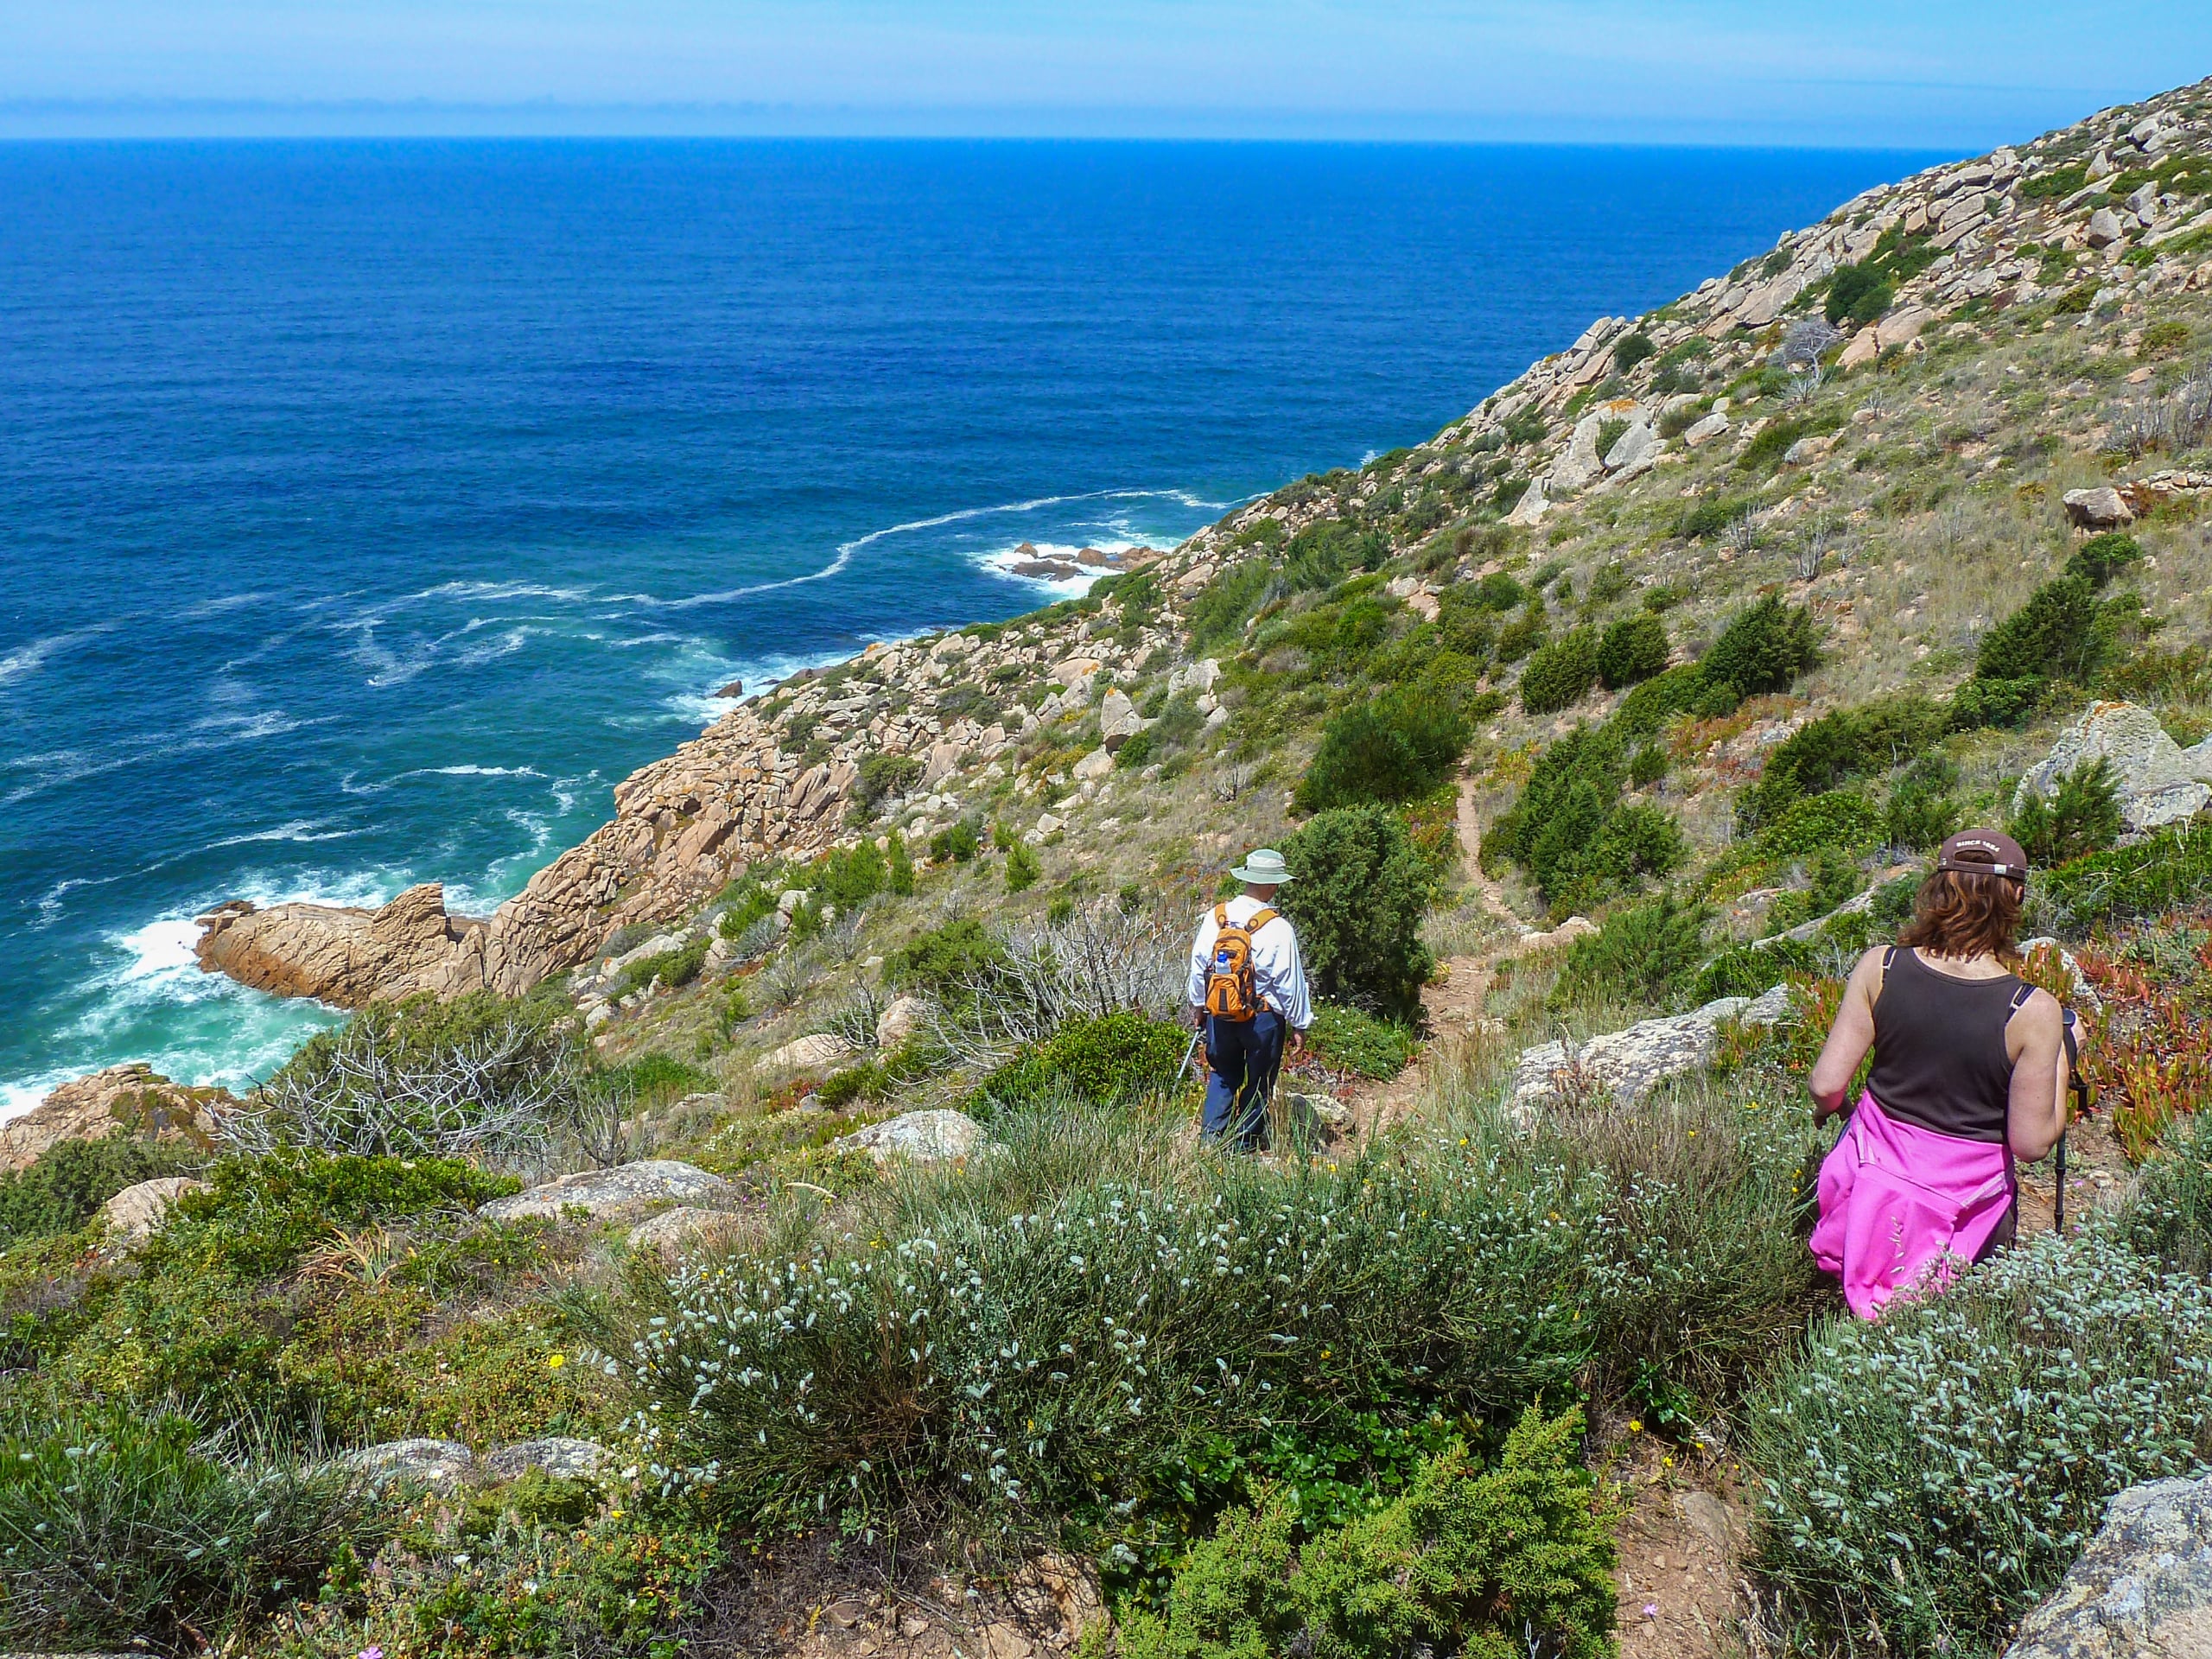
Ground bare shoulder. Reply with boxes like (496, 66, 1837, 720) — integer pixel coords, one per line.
(2012, 984, 2065, 1030)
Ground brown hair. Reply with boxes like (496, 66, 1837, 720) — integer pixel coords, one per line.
(1897, 856, 2023, 961)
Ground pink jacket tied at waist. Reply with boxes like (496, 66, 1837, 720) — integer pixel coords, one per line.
(1810, 1090, 2015, 1319)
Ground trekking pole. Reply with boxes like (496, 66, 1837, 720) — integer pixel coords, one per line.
(1174, 1031, 1203, 1088)
(2053, 1131, 2067, 1236)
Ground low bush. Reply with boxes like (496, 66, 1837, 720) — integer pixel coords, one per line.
(1550, 893, 1712, 1013)
(1885, 755, 1962, 851)
(1296, 693, 1471, 813)
(0, 1401, 383, 1654)
(1119, 1408, 1615, 1659)
(1738, 696, 1946, 831)
(2010, 758, 2125, 868)
(1758, 790, 1885, 859)
(930, 817, 982, 864)
(0, 1135, 203, 1251)
(975, 1012, 1192, 1115)
(2131, 1112, 2212, 1275)
(1487, 725, 1688, 914)
(587, 1092, 1821, 1546)
(1187, 561, 1275, 651)
(2036, 820, 2212, 930)
(613, 934, 710, 1000)
(1611, 330, 1656, 374)
(1595, 613, 1668, 690)
(1002, 833, 1043, 893)
(1698, 595, 1819, 699)
(1748, 1223, 2212, 1657)
(1280, 806, 1440, 1018)
(149, 1149, 519, 1281)
(887, 918, 1009, 1000)
(1305, 1004, 1417, 1081)
(1517, 631, 1601, 715)
(855, 751, 925, 813)
(1824, 261, 1895, 326)
(1613, 664, 1719, 737)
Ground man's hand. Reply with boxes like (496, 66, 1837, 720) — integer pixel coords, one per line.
(1190, 1007, 1206, 1033)
(1289, 1027, 1307, 1058)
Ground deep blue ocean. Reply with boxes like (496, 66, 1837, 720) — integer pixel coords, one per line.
(0, 138, 1937, 1110)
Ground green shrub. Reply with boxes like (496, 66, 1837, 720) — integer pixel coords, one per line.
(1517, 630, 1600, 715)
(600, 1050, 715, 1105)
(886, 917, 1007, 998)
(716, 882, 779, 944)
(1974, 572, 2112, 684)
(2130, 1113, 2212, 1275)
(928, 817, 981, 864)
(1306, 1004, 1417, 1081)
(613, 933, 710, 1000)
(2142, 319, 2194, 358)
(1487, 726, 1687, 912)
(1550, 893, 1711, 1012)
(1885, 756, 1962, 851)
(976, 1012, 1192, 1114)
(1738, 696, 1946, 830)
(2010, 758, 2126, 868)
(2037, 819, 2212, 929)
(1948, 672, 2049, 730)
(1611, 330, 1656, 374)
(1613, 664, 1716, 737)
(0, 1136, 203, 1251)
(1699, 595, 1819, 697)
(0, 1400, 383, 1654)
(152, 1149, 518, 1281)
(817, 840, 891, 909)
(1279, 807, 1439, 1018)
(1434, 586, 1497, 660)
(1595, 613, 1668, 690)
(1003, 836, 1043, 893)
(1758, 790, 1885, 858)
(1627, 742, 1667, 788)
(1295, 692, 1471, 813)
(887, 830, 917, 893)
(1748, 1224, 2212, 1657)
(1673, 493, 1751, 543)
(1824, 261, 1895, 326)
(1468, 572, 1526, 612)
(1188, 562, 1276, 650)
(855, 751, 925, 813)
(1121, 1408, 1614, 1659)
(2068, 530, 2145, 588)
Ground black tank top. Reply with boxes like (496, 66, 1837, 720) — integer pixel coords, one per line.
(1866, 948, 2025, 1143)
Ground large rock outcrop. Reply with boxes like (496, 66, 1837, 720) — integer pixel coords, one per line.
(2013, 700, 2212, 832)
(2003, 1471, 2212, 1658)
(1512, 986, 1790, 1109)
(194, 882, 486, 1007)
(477, 1159, 734, 1224)
(1, 1063, 226, 1172)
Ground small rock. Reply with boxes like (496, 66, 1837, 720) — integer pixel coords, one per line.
(1875, 305, 1934, 350)
(479, 1160, 734, 1223)
(626, 1205, 747, 1256)
(2063, 486, 2135, 530)
(1034, 811, 1066, 836)
(825, 1599, 868, 1630)
(876, 995, 927, 1050)
(1837, 326, 1881, 370)
(97, 1176, 208, 1244)
(2004, 1471, 2212, 1658)
(835, 1109, 987, 1166)
(1681, 410, 1732, 448)
(1675, 1490, 1740, 1555)
(346, 1438, 475, 1489)
(2084, 206, 2129, 249)
(982, 1624, 1033, 1659)
(1099, 689, 1143, 751)
(1071, 747, 1115, 782)
(753, 1033, 858, 1074)
(1603, 420, 1660, 475)
(482, 1437, 609, 1481)
(714, 678, 744, 698)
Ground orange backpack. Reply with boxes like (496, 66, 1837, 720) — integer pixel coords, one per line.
(1204, 904, 1278, 1021)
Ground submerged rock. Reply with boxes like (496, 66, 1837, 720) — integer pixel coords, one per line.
(2004, 1471, 2212, 1658)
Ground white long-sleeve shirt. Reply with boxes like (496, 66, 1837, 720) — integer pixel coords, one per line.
(1186, 895, 1313, 1029)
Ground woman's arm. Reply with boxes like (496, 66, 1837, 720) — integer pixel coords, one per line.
(2005, 989, 2069, 1162)
(1808, 948, 1885, 1120)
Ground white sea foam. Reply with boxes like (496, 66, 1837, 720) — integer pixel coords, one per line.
(206, 819, 360, 849)
(976, 537, 1150, 597)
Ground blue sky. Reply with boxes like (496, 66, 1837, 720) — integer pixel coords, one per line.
(2, 2, 2206, 146)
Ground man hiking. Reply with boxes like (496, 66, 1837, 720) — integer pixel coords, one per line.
(1186, 848, 1313, 1149)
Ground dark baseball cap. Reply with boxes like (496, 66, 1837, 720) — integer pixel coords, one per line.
(1937, 828, 2029, 883)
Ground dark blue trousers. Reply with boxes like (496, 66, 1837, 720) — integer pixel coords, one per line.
(1202, 1010, 1285, 1150)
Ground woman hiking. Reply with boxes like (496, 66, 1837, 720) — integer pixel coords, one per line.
(1804, 829, 2076, 1319)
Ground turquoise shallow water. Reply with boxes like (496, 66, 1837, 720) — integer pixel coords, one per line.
(0, 138, 1938, 1109)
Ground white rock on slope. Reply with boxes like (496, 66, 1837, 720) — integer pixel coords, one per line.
(1511, 985, 1790, 1109)
(2013, 699, 2212, 831)
(835, 1109, 987, 1165)
(98, 1176, 208, 1244)
(478, 1160, 734, 1223)
(2003, 1471, 2212, 1659)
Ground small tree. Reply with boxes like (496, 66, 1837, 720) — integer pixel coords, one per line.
(1279, 806, 1438, 1018)
(1596, 613, 1669, 690)
(2011, 759, 2126, 868)
(1518, 630, 1601, 715)
(1700, 594, 1819, 697)
(1296, 692, 1469, 812)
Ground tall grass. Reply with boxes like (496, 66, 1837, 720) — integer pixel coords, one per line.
(0, 1398, 381, 1655)
(581, 1085, 1824, 1552)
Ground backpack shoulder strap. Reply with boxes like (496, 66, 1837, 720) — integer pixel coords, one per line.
(2009, 980, 2035, 1014)
(1248, 908, 1278, 931)
(1214, 903, 1230, 929)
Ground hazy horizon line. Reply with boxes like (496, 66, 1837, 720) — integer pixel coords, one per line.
(0, 94, 2022, 151)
